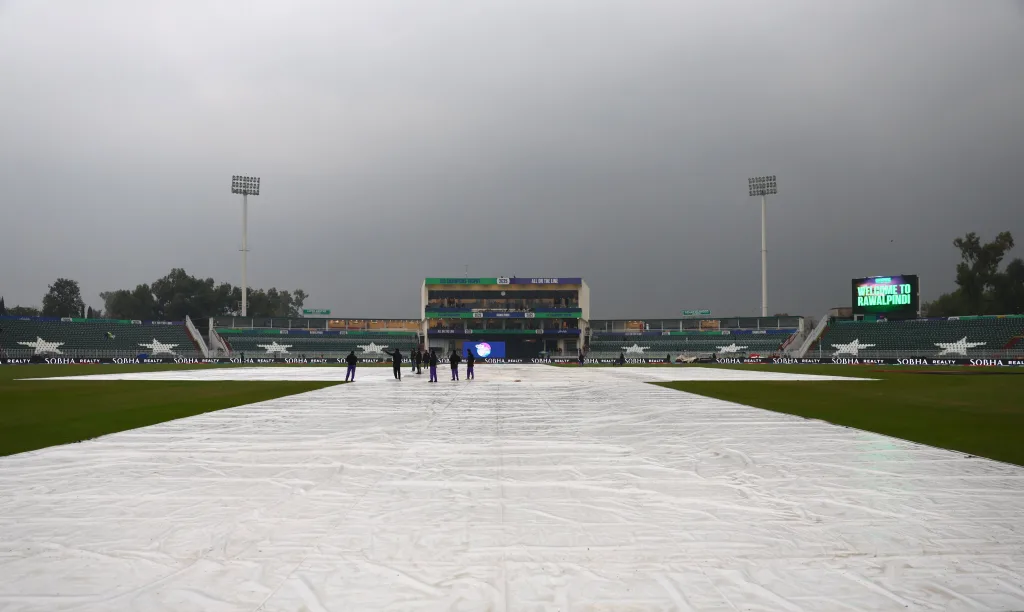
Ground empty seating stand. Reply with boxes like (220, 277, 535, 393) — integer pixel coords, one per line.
(217, 329, 419, 359)
(587, 331, 792, 359)
(0, 317, 202, 358)
(812, 316, 1024, 358)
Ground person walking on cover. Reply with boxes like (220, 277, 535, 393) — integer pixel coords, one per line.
(384, 348, 402, 380)
(414, 347, 423, 374)
(449, 349, 461, 381)
(345, 350, 358, 381)
(428, 348, 439, 382)
(465, 347, 475, 380)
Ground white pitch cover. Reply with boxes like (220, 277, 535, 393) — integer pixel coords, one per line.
(1, 365, 1022, 610)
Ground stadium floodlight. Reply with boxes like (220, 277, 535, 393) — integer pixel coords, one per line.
(231, 175, 260, 317)
(748, 175, 778, 317)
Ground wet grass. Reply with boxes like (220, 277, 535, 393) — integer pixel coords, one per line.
(0, 364, 340, 456)
(656, 364, 1024, 465)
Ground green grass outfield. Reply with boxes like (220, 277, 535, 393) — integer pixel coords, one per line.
(0, 364, 342, 457)
(4, 362, 1022, 465)
(655, 364, 1024, 466)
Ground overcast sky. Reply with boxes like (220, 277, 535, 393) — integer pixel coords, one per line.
(2, 0, 1022, 319)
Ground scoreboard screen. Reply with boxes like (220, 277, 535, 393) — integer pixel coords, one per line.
(462, 341, 506, 359)
(851, 275, 919, 317)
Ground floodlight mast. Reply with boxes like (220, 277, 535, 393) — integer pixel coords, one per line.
(231, 176, 260, 317)
(748, 175, 778, 317)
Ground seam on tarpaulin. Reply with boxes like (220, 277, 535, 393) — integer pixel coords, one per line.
(251, 382, 470, 612)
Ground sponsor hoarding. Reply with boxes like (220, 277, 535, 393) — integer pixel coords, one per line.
(3, 357, 1022, 367)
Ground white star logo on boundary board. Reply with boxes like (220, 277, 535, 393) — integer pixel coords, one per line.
(934, 336, 986, 356)
(138, 339, 179, 355)
(357, 342, 388, 355)
(831, 339, 876, 356)
(17, 337, 64, 355)
(257, 341, 292, 354)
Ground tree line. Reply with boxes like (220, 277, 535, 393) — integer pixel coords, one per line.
(923, 232, 1024, 317)
(1, 268, 308, 320)
(3, 235, 1021, 320)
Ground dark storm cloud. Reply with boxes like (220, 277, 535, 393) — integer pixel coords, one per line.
(1, 0, 1022, 318)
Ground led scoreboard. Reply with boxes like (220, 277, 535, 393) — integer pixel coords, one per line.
(851, 275, 920, 318)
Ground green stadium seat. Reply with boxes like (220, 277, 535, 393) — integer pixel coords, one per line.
(0, 318, 202, 358)
(587, 332, 788, 359)
(812, 317, 1024, 358)
(217, 330, 419, 359)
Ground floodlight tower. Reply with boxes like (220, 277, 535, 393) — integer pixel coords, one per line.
(748, 175, 777, 317)
(231, 175, 260, 316)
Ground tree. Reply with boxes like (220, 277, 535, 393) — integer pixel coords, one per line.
(925, 232, 1024, 316)
(922, 292, 970, 317)
(7, 305, 41, 317)
(101, 284, 158, 320)
(991, 258, 1024, 315)
(245, 287, 309, 317)
(292, 289, 308, 314)
(42, 278, 85, 318)
(953, 231, 1014, 313)
(151, 268, 219, 320)
(0, 296, 5, 316)
(100, 269, 309, 321)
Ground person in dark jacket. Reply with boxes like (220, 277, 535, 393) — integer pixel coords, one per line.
(465, 348, 475, 380)
(384, 348, 402, 380)
(666, 353, 672, 364)
(617, 352, 626, 366)
(345, 350, 358, 382)
(449, 349, 461, 381)
(414, 347, 422, 374)
(428, 348, 439, 382)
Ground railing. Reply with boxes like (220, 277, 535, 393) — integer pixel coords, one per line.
(794, 314, 831, 357)
(207, 322, 231, 356)
(426, 302, 580, 310)
(184, 315, 210, 357)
